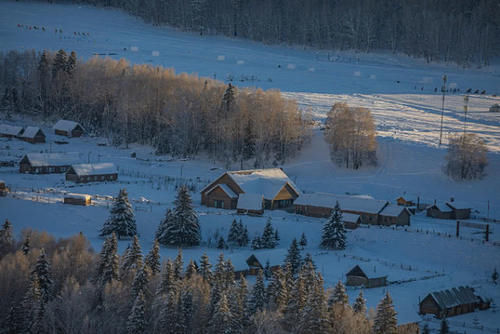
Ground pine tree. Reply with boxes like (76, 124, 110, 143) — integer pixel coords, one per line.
(22, 234, 31, 255)
(173, 249, 184, 280)
(299, 232, 307, 249)
(127, 290, 146, 334)
(251, 235, 262, 250)
(329, 281, 348, 306)
(0, 219, 14, 255)
(240, 222, 249, 247)
(95, 233, 119, 286)
(157, 259, 176, 297)
(439, 318, 449, 334)
(284, 238, 302, 276)
(121, 235, 143, 275)
(101, 189, 137, 239)
(131, 265, 150, 301)
(297, 274, 329, 334)
(320, 202, 346, 250)
(52, 49, 67, 77)
(209, 293, 233, 334)
(264, 259, 272, 279)
(267, 266, 288, 311)
(373, 292, 398, 334)
(22, 272, 43, 334)
(249, 269, 266, 314)
(492, 268, 499, 284)
(217, 235, 227, 249)
(179, 290, 194, 333)
(353, 290, 366, 314)
(227, 219, 241, 246)
(242, 118, 256, 160)
(32, 248, 53, 303)
(145, 239, 161, 276)
(303, 253, 316, 270)
(234, 276, 249, 331)
(185, 259, 198, 279)
(422, 324, 430, 334)
(65, 51, 77, 75)
(156, 208, 172, 244)
(200, 253, 213, 283)
(221, 83, 236, 115)
(261, 218, 276, 249)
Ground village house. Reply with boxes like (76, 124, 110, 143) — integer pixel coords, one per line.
(65, 163, 118, 183)
(20, 126, 46, 144)
(427, 201, 471, 220)
(294, 192, 402, 225)
(345, 265, 387, 288)
(0, 180, 9, 196)
(236, 193, 264, 216)
(0, 124, 23, 138)
(19, 152, 81, 174)
(419, 286, 490, 319)
(53, 120, 85, 137)
(63, 193, 92, 206)
(201, 168, 300, 211)
(342, 212, 361, 229)
(379, 205, 411, 226)
(445, 201, 471, 219)
(396, 196, 415, 207)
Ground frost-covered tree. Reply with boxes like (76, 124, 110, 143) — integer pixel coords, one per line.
(329, 281, 348, 306)
(131, 265, 150, 300)
(373, 292, 397, 334)
(251, 235, 262, 250)
(127, 290, 146, 334)
(22, 272, 43, 334)
(101, 189, 137, 239)
(492, 268, 498, 284)
(227, 219, 241, 246)
(185, 259, 198, 279)
(284, 238, 302, 276)
(145, 239, 161, 275)
(121, 235, 143, 275)
(32, 248, 53, 303)
(249, 269, 266, 314)
(299, 232, 307, 249)
(321, 202, 346, 250)
(0, 219, 14, 256)
(445, 133, 488, 180)
(217, 235, 227, 249)
(94, 233, 119, 286)
(209, 293, 233, 334)
(22, 233, 31, 255)
(353, 290, 366, 314)
(200, 253, 213, 283)
(261, 218, 276, 249)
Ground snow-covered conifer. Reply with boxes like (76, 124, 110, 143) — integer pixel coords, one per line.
(127, 290, 146, 334)
(145, 239, 161, 275)
(329, 280, 348, 306)
(284, 238, 301, 276)
(321, 202, 346, 250)
(353, 290, 366, 314)
(373, 292, 397, 334)
(101, 189, 137, 239)
(249, 269, 266, 314)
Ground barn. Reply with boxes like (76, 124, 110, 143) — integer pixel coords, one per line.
(446, 201, 471, 219)
(236, 193, 264, 216)
(294, 192, 390, 225)
(201, 168, 300, 211)
(396, 196, 415, 207)
(419, 286, 490, 318)
(0, 124, 23, 138)
(64, 193, 92, 206)
(53, 120, 85, 137)
(342, 213, 361, 229)
(345, 265, 387, 288)
(66, 163, 118, 183)
(19, 152, 81, 174)
(20, 126, 46, 144)
(379, 205, 411, 226)
(426, 202, 454, 219)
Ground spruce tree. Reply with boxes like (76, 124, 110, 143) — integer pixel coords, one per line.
(251, 235, 262, 250)
(22, 234, 31, 255)
(240, 222, 249, 247)
(0, 219, 14, 255)
(156, 208, 173, 244)
(249, 269, 266, 314)
(373, 292, 398, 334)
(131, 265, 150, 301)
(235, 276, 249, 331)
(157, 259, 176, 297)
(95, 233, 119, 286)
(209, 293, 233, 334)
(284, 238, 302, 276)
(145, 239, 161, 276)
(22, 272, 42, 334)
(127, 290, 146, 334)
(227, 219, 241, 246)
(65, 51, 77, 75)
(299, 232, 307, 249)
(200, 253, 213, 283)
(329, 280, 348, 306)
(303, 253, 316, 270)
(264, 259, 272, 279)
(185, 259, 198, 279)
(101, 189, 137, 239)
(261, 218, 276, 249)
(297, 274, 329, 334)
(221, 83, 236, 115)
(320, 201, 346, 250)
(274, 229, 280, 242)
(32, 248, 53, 303)
(353, 290, 367, 314)
(217, 235, 227, 249)
(121, 235, 143, 275)
(52, 49, 67, 77)
(242, 118, 256, 160)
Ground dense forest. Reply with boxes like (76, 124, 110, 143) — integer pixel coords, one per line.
(0, 50, 308, 165)
(0, 220, 419, 334)
(38, 0, 500, 65)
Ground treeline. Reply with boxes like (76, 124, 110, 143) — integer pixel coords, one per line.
(0, 50, 308, 165)
(40, 0, 500, 65)
(0, 220, 418, 334)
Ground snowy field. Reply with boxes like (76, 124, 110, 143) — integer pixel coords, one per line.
(1, 0, 500, 331)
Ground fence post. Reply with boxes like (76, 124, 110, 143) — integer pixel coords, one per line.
(456, 221, 460, 238)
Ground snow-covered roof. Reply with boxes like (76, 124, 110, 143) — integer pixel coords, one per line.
(294, 192, 388, 214)
(23, 152, 81, 167)
(431, 202, 453, 212)
(428, 286, 480, 309)
(446, 201, 471, 210)
(0, 124, 23, 136)
(65, 193, 91, 200)
(21, 126, 44, 139)
(342, 212, 360, 223)
(206, 184, 238, 199)
(379, 204, 408, 217)
(227, 168, 300, 200)
(237, 193, 264, 211)
(70, 163, 117, 176)
(53, 120, 83, 132)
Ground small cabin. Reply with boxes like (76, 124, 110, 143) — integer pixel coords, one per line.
(20, 126, 46, 144)
(63, 193, 92, 206)
(446, 201, 471, 220)
(419, 286, 489, 319)
(345, 265, 387, 288)
(66, 163, 118, 183)
(237, 193, 264, 216)
(19, 153, 80, 174)
(0, 180, 9, 196)
(0, 124, 23, 138)
(379, 205, 411, 226)
(342, 213, 361, 229)
(53, 120, 85, 137)
(396, 196, 415, 207)
(426, 203, 453, 219)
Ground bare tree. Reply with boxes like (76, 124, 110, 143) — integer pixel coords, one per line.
(445, 133, 488, 180)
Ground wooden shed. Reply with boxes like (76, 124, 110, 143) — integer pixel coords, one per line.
(342, 213, 361, 229)
(426, 202, 454, 219)
(345, 265, 387, 288)
(20, 126, 46, 144)
(237, 193, 264, 216)
(64, 193, 92, 206)
(0, 124, 23, 138)
(396, 196, 415, 207)
(19, 152, 80, 174)
(53, 120, 85, 137)
(419, 286, 489, 319)
(446, 201, 471, 220)
(66, 163, 118, 183)
(379, 205, 411, 226)
(0, 180, 9, 196)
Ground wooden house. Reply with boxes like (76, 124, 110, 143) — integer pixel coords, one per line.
(345, 265, 387, 288)
(379, 205, 411, 226)
(396, 196, 415, 207)
(53, 120, 85, 137)
(294, 192, 391, 225)
(0, 124, 23, 138)
(19, 152, 80, 174)
(66, 163, 118, 183)
(0, 180, 9, 196)
(63, 193, 92, 206)
(237, 193, 264, 216)
(20, 126, 46, 144)
(201, 168, 300, 211)
(446, 201, 471, 219)
(419, 286, 489, 319)
(342, 213, 361, 229)
(427, 201, 471, 220)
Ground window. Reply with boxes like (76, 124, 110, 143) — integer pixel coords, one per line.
(214, 200, 224, 208)
(49, 167, 55, 173)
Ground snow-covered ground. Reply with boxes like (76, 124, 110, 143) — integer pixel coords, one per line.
(1, 0, 500, 331)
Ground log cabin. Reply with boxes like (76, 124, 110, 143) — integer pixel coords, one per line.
(379, 205, 411, 226)
(201, 168, 300, 211)
(427, 201, 471, 220)
(19, 153, 81, 174)
(0, 124, 23, 138)
(20, 126, 46, 144)
(419, 286, 489, 318)
(345, 265, 387, 288)
(53, 120, 85, 137)
(66, 163, 118, 183)
(236, 193, 264, 216)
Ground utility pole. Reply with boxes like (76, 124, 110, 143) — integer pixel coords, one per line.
(463, 95, 469, 136)
(439, 74, 447, 147)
